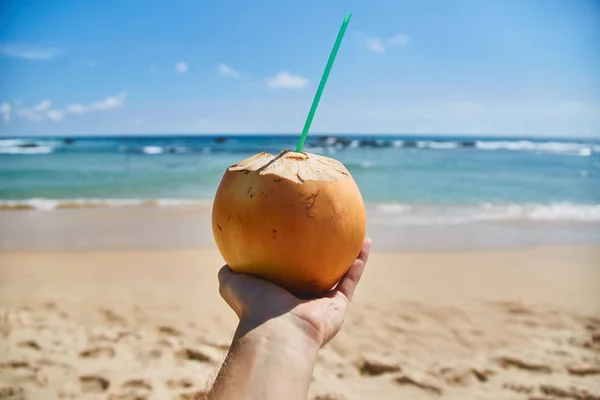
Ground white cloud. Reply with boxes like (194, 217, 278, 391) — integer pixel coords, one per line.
(0, 44, 63, 60)
(0, 103, 11, 122)
(266, 72, 309, 89)
(65, 92, 127, 114)
(364, 33, 410, 54)
(366, 37, 386, 54)
(47, 110, 64, 121)
(217, 63, 241, 78)
(92, 92, 127, 111)
(16, 91, 127, 122)
(33, 99, 52, 112)
(175, 62, 188, 74)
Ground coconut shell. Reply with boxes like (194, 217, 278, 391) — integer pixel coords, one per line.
(212, 150, 366, 297)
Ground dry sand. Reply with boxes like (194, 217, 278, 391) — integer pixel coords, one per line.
(1, 246, 599, 399)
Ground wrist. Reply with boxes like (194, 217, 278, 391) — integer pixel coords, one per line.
(234, 314, 320, 364)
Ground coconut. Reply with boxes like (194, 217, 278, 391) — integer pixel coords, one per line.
(212, 150, 366, 297)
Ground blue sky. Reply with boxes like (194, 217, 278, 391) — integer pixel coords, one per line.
(0, 0, 598, 137)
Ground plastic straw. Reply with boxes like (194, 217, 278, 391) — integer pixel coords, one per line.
(296, 13, 352, 153)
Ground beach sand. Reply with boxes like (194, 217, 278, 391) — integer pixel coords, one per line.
(1, 227, 599, 400)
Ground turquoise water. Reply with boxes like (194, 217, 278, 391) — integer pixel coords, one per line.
(1, 135, 599, 223)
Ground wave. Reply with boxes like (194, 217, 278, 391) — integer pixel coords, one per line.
(0, 198, 210, 211)
(311, 136, 598, 155)
(0, 145, 54, 154)
(0, 138, 64, 155)
(3, 199, 598, 226)
(373, 203, 600, 225)
(474, 140, 598, 155)
(142, 146, 163, 154)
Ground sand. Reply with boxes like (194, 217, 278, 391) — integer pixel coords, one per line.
(1, 245, 599, 400)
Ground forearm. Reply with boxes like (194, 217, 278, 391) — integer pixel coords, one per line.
(207, 317, 319, 400)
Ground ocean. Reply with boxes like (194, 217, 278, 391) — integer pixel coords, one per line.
(1, 134, 599, 226)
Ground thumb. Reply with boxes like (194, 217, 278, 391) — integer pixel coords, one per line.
(218, 265, 244, 317)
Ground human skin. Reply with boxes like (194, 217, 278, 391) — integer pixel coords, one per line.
(206, 239, 372, 400)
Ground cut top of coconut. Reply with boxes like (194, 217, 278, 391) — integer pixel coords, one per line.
(227, 150, 350, 183)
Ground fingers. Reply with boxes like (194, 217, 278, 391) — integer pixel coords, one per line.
(336, 238, 372, 302)
(218, 265, 244, 317)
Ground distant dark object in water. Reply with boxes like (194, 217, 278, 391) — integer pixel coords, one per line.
(401, 140, 419, 148)
(63, 138, 75, 145)
(215, 137, 228, 144)
(460, 141, 477, 148)
(359, 139, 390, 148)
(18, 143, 38, 148)
(316, 136, 352, 147)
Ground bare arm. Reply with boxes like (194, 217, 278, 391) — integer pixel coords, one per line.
(207, 239, 372, 400)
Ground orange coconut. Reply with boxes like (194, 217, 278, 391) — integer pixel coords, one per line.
(212, 150, 366, 297)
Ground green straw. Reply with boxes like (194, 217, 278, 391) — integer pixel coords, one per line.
(296, 12, 352, 153)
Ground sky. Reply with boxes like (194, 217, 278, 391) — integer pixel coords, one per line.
(0, 0, 599, 137)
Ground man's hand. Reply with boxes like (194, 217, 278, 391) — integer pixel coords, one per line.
(218, 238, 372, 348)
(208, 239, 372, 400)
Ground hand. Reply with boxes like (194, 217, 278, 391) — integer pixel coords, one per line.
(218, 238, 372, 348)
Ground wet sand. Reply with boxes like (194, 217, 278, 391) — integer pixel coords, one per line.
(2, 206, 599, 252)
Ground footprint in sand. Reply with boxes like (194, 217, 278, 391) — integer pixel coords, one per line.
(496, 301, 534, 316)
(0, 386, 24, 400)
(437, 366, 495, 387)
(118, 379, 153, 398)
(42, 301, 57, 310)
(357, 354, 401, 376)
(17, 340, 41, 351)
(79, 375, 110, 393)
(99, 308, 127, 326)
(540, 384, 600, 400)
(312, 394, 346, 400)
(393, 371, 443, 396)
(158, 325, 182, 336)
(502, 382, 534, 394)
(78, 346, 115, 358)
(121, 379, 152, 391)
(0, 361, 29, 370)
(566, 363, 600, 377)
(495, 356, 552, 373)
(176, 347, 219, 364)
(166, 379, 194, 389)
(177, 391, 208, 400)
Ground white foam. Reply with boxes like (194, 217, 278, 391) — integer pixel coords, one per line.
(475, 140, 596, 155)
(377, 203, 412, 213)
(142, 146, 163, 154)
(423, 141, 459, 149)
(323, 137, 337, 146)
(0, 139, 28, 147)
(0, 198, 210, 211)
(373, 202, 600, 225)
(0, 145, 54, 154)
